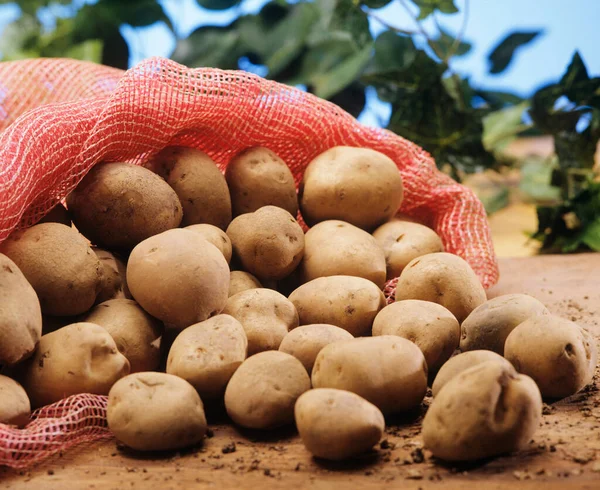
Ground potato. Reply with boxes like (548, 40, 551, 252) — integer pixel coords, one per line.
(0, 254, 42, 365)
(93, 248, 130, 304)
(372, 300, 459, 374)
(38, 202, 71, 227)
(0, 375, 31, 427)
(301, 220, 386, 289)
(299, 146, 403, 230)
(372, 220, 443, 280)
(395, 252, 486, 323)
(422, 361, 542, 461)
(185, 224, 232, 263)
(226, 206, 304, 281)
(151, 146, 231, 229)
(224, 351, 310, 429)
(279, 324, 353, 373)
(167, 315, 247, 400)
(460, 294, 549, 355)
(85, 299, 163, 373)
(312, 336, 428, 414)
(67, 162, 183, 250)
(504, 315, 597, 399)
(226, 147, 298, 217)
(107, 372, 207, 451)
(223, 288, 298, 355)
(295, 388, 384, 460)
(127, 229, 229, 330)
(0, 223, 102, 316)
(289, 276, 385, 336)
(228, 271, 262, 297)
(20, 322, 130, 407)
(431, 350, 512, 397)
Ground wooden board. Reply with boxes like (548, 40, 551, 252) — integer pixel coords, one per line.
(2, 255, 600, 490)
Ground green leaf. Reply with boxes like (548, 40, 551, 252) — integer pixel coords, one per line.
(475, 90, 525, 110)
(172, 26, 240, 69)
(519, 158, 561, 204)
(329, 82, 367, 118)
(360, 0, 394, 7)
(196, 0, 241, 10)
(100, 28, 129, 69)
(488, 30, 542, 74)
(64, 39, 103, 63)
(431, 26, 471, 60)
(482, 101, 529, 151)
(365, 31, 416, 75)
(410, 0, 458, 20)
(581, 219, 600, 251)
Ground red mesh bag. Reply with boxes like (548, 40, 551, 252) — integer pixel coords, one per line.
(0, 57, 498, 468)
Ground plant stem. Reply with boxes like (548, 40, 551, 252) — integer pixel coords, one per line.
(397, 0, 446, 62)
(446, 0, 469, 63)
(361, 7, 418, 36)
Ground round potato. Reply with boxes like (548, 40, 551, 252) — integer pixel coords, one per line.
(93, 248, 130, 304)
(289, 276, 386, 336)
(423, 361, 542, 461)
(167, 315, 247, 400)
(395, 252, 486, 323)
(127, 229, 229, 330)
(225, 351, 310, 429)
(226, 206, 304, 281)
(460, 294, 549, 355)
(0, 223, 102, 316)
(223, 288, 298, 355)
(85, 299, 163, 373)
(299, 146, 403, 230)
(372, 219, 443, 280)
(312, 336, 427, 414)
(226, 147, 298, 217)
(20, 322, 130, 407)
(67, 162, 183, 250)
(0, 375, 31, 427)
(185, 224, 232, 263)
(228, 271, 262, 297)
(108, 372, 207, 451)
(295, 388, 384, 460)
(504, 315, 597, 399)
(301, 220, 386, 289)
(279, 324, 353, 374)
(38, 202, 71, 227)
(372, 300, 459, 374)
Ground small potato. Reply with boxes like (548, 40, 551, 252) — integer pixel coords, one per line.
(289, 276, 386, 336)
(312, 336, 427, 414)
(0, 223, 102, 316)
(372, 300, 459, 374)
(395, 252, 486, 323)
(108, 372, 207, 451)
(20, 322, 130, 407)
(460, 294, 549, 355)
(226, 147, 298, 217)
(224, 351, 310, 429)
(0, 375, 31, 427)
(127, 229, 230, 330)
(93, 248, 130, 304)
(422, 361, 542, 461)
(0, 253, 42, 365)
(504, 315, 597, 399)
(228, 271, 262, 297)
(295, 388, 384, 460)
(223, 289, 298, 355)
(431, 350, 512, 397)
(185, 224, 232, 263)
(372, 220, 443, 280)
(85, 299, 163, 373)
(299, 146, 403, 230)
(167, 315, 247, 400)
(301, 220, 386, 289)
(67, 162, 183, 250)
(279, 324, 353, 373)
(227, 206, 304, 281)
(38, 202, 71, 226)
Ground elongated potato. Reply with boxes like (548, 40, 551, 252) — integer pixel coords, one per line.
(0, 375, 31, 427)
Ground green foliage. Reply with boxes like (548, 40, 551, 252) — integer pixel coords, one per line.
(487, 30, 542, 74)
(410, 0, 458, 20)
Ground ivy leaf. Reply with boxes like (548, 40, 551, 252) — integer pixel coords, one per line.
(360, 0, 393, 7)
(172, 26, 240, 69)
(475, 90, 525, 110)
(488, 30, 542, 74)
(64, 39, 103, 63)
(581, 219, 600, 251)
(482, 101, 529, 151)
(329, 82, 367, 118)
(411, 0, 458, 20)
(196, 0, 241, 10)
(431, 26, 471, 60)
(365, 31, 416, 75)
(519, 158, 561, 204)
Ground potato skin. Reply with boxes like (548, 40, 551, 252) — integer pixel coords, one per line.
(0, 223, 102, 317)
(67, 163, 183, 250)
(299, 146, 403, 230)
(423, 361, 542, 461)
(0, 375, 31, 427)
(0, 253, 42, 365)
(504, 315, 597, 399)
(228, 271, 262, 297)
(107, 372, 207, 451)
(312, 336, 428, 414)
(226, 147, 298, 217)
(185, 224, 232, 263)
(224, 351, 310, 429)
(395, 252, 486, 323)
(289, 276, 386, 336)
(167, 315, 247, 400)
(93, 248, 130, 304)
(460, 294, 549, 355)
(295, 388, 384, 460)
(301, 220, 386, 289)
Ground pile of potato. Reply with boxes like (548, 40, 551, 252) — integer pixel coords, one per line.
(0, 145, 597, 464)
